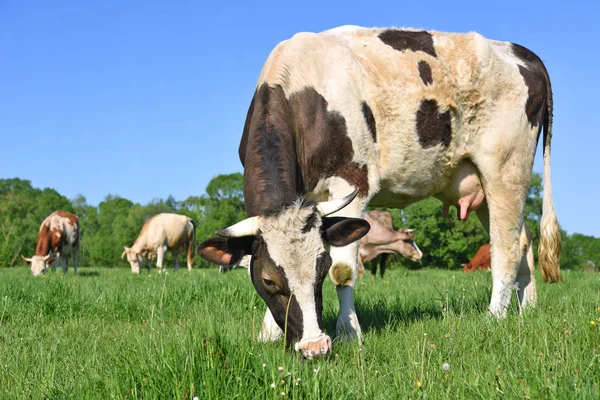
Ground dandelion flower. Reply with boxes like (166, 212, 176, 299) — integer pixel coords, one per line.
(591, 321, 596, 325)
(442, 363, 450, 372)
(416, 380, 422, 388)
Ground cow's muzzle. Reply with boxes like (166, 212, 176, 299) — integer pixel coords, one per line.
(294, 333, 332, 359)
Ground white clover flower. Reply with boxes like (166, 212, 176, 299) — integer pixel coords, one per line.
(278, 366, 283, 372)
(313, 368, 319, 374)
(270, 383, 275, 388)
(442, 363, 450, 372)
(262, 363, 267, 368)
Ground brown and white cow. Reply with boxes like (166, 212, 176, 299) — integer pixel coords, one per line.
(22, 211, 80, 276)
(122, 213, 195, 274)
(198, 26, 561, 357)
(358, 210, 422, 278)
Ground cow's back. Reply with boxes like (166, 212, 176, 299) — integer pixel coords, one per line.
(252, 27, 538, 210)
(141, 213, 193, 249)
(38, 211, 79, 257)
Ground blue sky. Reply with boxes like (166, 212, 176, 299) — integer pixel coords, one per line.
(1, 1, 598, 237)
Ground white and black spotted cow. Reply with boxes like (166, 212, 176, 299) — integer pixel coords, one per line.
(198, 26, 562, 358)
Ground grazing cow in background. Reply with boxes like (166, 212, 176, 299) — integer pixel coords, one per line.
(358, 210, 422, 278)
(219, 254, 251, 273)
(198, 26, 561, 358)
(462, 244, 491, 272)
(583, 260, 598, 273)
(22, 211, 80, 276)
(122, 213, 195, 274)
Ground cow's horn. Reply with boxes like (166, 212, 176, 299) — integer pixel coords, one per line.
(405, 228, 416, 233)
(316, 188, 359, 216)
(216, 216, 260, 238)
(21, 255, 31, 263)
(43, 254, 51, 261)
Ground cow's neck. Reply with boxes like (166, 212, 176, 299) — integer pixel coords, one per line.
(35, 226, 52, 256)
(240, 84, 302, 217)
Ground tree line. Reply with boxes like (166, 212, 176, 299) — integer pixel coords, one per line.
(0, 174, 598, 270)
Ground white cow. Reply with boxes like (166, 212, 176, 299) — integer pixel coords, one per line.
(198, 26, 562, 358)
(122, 213, 195, 274)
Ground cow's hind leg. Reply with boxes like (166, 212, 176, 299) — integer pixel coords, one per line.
(516, 224, 537, 310)
(173, 250, 180, 272)
(475, 163, 531, 317)
(73, 249, 79, 276)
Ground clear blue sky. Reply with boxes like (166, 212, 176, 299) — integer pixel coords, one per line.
(1, 1, 598, 237)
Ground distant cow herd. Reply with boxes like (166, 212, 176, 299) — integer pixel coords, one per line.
(17, 24, 571, 358)
(21, 208, 500, 277)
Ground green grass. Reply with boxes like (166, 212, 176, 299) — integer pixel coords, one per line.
(0, 267, 598, 399)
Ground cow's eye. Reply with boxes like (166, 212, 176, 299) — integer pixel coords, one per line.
(263, 278, 276, 287)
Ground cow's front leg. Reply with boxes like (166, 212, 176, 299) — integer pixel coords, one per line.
(61, 257, 68, 274)
(326, 181, 368, 341)
(330, 242, 361, 340)
(156, 246, 167, 274)
(257, 308, 283, 342)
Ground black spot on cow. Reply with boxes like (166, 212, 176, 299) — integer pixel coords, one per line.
(301, 207, 318, 234)
(511, 43, 549, 130)
(240, 84, 369, 217)
(361, 101, 377, 142)
(313, 252, 332, 329)
(418, 61, 433, 85)
(416, 99, 451, 148)
(378, 29, 437, 58)
(240, 84, 300, 217)
(288, 87, 369, 196)
(238, 90, 256, 165)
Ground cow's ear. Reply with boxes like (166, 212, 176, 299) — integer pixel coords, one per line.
(322, 217, 370, 247)
(197, 236, 255, 266)
(47, 258, 56, 264)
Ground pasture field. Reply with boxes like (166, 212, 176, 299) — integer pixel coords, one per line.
(0, 266, 598, 399)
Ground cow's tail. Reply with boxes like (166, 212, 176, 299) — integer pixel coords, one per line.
(538, 74, 562, 283)
(187, 218, 196, 270)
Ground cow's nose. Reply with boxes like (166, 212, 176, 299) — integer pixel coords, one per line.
(295, 335, 332, 359)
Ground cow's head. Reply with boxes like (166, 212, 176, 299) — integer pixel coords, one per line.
(122, 247, 143, 274)
(396, 228, 423, 262)
(21, 254, 55, 276)
(197, 190, 370, 358)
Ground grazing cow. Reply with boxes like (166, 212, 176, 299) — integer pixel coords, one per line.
(22, 211, 80, 276)
(358, 210, 422, 278)
(462, 244, 491, 272)
(122, 213, 195, 274)
(583, 261, 599, 273)
(219, 254, 251, 273)
(197, 26, 561, 357)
